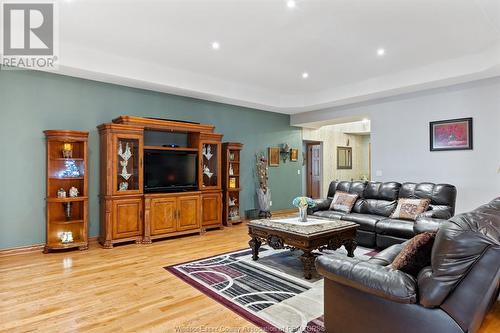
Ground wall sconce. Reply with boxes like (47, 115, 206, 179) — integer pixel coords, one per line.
(280, 143, 290, 163)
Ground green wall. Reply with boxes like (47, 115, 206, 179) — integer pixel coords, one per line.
(0, 69, 302, 249)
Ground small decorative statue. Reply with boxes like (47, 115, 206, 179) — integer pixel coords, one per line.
(118, 142, 132, 191)
(59, 160, 81, 178)
(229, 152, 235, 161)
(58, 231, 74, 243)
(203, 165, 213, 179)
(229, 163, 234, 176)
(229, 197, 237, 206)
(202, 144, 213, 160)
(69, 186, 79, 197)
(57, 188, 67, 198)
(292, 196, 316, 222)
(62, 143, 73, 159)
(64, 202, 72, 220)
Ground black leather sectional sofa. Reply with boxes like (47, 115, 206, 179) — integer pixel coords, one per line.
(316, 197, 500, 333)
(309, 181, 457, 249)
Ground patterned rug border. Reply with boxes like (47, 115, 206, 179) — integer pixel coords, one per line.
(165, 247, 284, 333)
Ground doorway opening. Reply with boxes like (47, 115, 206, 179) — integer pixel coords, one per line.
(304, 141, 322, 199)
(302, 119, 371, 198)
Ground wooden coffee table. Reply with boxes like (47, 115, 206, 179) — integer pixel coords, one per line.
(247, 216, 358, 279)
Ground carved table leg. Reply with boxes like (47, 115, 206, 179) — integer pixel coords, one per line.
(343, 239, 357, 258)
(249, 237, 262, 261)
(78, 244, 89, 251)
(300, 250, 316, 280)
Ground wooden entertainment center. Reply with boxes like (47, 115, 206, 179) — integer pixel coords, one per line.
(98, 116, 225, 248)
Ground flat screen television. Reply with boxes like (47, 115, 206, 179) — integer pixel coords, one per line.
(144, 150, 198, 193)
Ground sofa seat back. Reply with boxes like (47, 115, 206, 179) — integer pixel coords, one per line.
(327, 181, 367, 213)
(355, 181, 401, 217)
(399, 182, 457, 219)
(418, 197, 500, 332)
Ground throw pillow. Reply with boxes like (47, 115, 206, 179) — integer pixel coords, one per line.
(329, 191, 358, 213)
(392, 232, 436, 277)
(391, 198, 431, 221)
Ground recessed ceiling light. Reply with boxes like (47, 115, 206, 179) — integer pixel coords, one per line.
(302, 72, 309, 79)
(377, 48, 385, 56)
(211, 41, 220, 50)
(287, 0, 296, 9)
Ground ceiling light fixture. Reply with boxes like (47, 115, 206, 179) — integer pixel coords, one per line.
(377, 48, 385, 56)
(287, 0, 296, 9)
(302, 72, 309, 79)
(211, 41, 220, 50)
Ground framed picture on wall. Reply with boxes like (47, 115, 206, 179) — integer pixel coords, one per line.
(430, 117, 473, 151)
(337, 146, 352, 169)
(268, 147, 280, 167)
(290, 149, 299, 161)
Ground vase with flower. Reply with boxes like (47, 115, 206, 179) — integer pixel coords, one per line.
(292, 196, 316, 222)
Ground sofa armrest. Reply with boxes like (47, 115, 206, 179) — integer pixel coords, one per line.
(414, 217, 446, 234)
(308, 198, 332, 214)
(315, 253, 417, 304)
(418, 208, 452, 220)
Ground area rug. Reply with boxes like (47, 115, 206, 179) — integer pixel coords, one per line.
(165, 245, 378, 333)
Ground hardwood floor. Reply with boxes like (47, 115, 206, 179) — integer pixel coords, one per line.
(0, 222, 498, 333)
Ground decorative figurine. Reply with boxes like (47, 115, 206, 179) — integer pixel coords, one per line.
(202, 144, 213, 160)
(69, 186, 79, 197)
(118, 142, 133, 191)
(58, 231, 74, 243)
(229, 152, 235, 161)
(62, 143, 73, 159)
(63, 202, 72, 220)
(57, 188, 67, 198)
(203, 165, 213, 179)
(229, 163, 234, 176)
(59, 160, 81, 178)
(229, 197, 237, 206)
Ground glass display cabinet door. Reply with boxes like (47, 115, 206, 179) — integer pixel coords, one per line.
(202, 143, 219, 188)
(114, 135, 143, 195)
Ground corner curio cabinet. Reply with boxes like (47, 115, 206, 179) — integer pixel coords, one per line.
(44, 130, 89, 253)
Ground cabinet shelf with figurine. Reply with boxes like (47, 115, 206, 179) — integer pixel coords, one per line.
(222, 142, 243, 226)
(44, 130, 89, 253)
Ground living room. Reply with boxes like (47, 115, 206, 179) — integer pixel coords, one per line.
(1, 1, 499, 332)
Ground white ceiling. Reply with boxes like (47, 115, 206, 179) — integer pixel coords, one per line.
(54, 0, 500, 114)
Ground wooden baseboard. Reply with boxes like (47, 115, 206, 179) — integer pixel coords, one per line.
(271, 208, 297, 216)
(0, 209, 298, 257)
(0, 237, 98, 257)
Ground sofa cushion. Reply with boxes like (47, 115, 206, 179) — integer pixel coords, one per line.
(327, 180, 367, 198)
(358, 199, 397, 217)
(364, 181, 401, 201)
(330, 191, 358, 213)
(341, 213, 384, 232)
(391, 198, 431, 221)
(313, 210, 346, 220)
(376, 218, 415, 238)
(392, 232, 436, 277)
